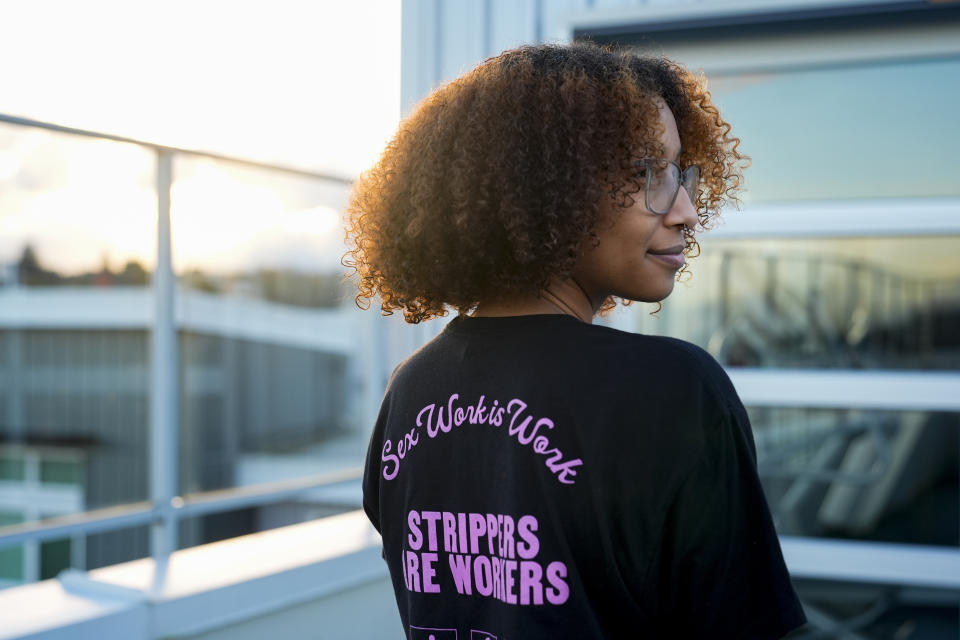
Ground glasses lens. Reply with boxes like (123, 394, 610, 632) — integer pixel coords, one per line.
(646, 162, 681, 214)
(682, 165, 700, 206)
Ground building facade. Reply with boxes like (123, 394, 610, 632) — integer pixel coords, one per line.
(0, 287, 355, 587)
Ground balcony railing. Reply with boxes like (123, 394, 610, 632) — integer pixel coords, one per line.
(0, 112, 369, 596)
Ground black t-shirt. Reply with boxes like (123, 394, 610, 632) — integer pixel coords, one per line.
(362, 313, 808, 639)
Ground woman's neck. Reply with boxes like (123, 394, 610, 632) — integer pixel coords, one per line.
(471, 276, 598, 323)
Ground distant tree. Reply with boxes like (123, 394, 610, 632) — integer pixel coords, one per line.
(16, 243, 60, 285)
(256, 268, 347, 308)
(182, 268, 221, 293)
(119, 260, 150, 285)
(19, 244, 39, 271)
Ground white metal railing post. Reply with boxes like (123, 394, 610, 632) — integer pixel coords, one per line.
(150, 148, 179, 594)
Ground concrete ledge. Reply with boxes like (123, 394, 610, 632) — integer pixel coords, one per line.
(0, 510, 392, 640)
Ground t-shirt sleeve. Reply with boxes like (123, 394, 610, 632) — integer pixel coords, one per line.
(651, 403, 808, 639)
(361, 426, 383, 535)
(361, 363, 404, 536)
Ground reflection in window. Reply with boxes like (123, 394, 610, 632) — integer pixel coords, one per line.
(706, 56, 960, 202)
(747, 406, 959, 548)
(171, 155, 353, 308)
(636, 236, 960, 370)
(169, 155, 364, 543)
(0, 123, 155, 284)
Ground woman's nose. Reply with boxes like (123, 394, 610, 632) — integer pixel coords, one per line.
(665, 187, 698, 229)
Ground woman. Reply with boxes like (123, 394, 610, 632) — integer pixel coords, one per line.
(344, 41, 808, 639)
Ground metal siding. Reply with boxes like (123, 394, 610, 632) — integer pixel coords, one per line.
(622, 21, 960, 75)
(591, 0, 643, 7)
(565, 0, 944, 38)
(542, 0, 593, 43)
(440, 0, 487, 82)
(489, 0, 538, 56)
(4, 331, 24, 442)
(401, 0, 440, 116)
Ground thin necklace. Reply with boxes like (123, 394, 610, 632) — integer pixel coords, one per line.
(540, 286, 591, 323)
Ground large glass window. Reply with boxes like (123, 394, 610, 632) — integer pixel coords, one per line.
(749, 406, 959, 548)
(705, 57, 960, 203)
(631, 235, 960, 370)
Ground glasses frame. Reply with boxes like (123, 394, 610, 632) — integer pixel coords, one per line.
(639, 158, 701, 215)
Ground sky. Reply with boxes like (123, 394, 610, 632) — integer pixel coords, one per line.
(0, 0, 401, 274)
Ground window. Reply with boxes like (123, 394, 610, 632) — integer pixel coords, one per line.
(0, 456, 25, 482)
(39, 459, 82, 486)
(0, 511, 24, 583)
(706, 57, 960, 203)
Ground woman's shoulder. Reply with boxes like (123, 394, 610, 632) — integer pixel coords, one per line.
(586, 325, 734, 392)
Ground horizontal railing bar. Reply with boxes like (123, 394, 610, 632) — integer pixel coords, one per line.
(0, 467, 363, 549)
(0, 112, 355, 185)
(0, 501, 156, 549)
(175, 466, 363, 519)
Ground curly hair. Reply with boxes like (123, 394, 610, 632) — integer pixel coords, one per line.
(343, 40, 748, 324)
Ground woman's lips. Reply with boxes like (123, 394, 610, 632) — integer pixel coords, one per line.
(648, 252, 685, 269)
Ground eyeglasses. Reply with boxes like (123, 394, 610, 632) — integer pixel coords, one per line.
(636, 158, 701, 215)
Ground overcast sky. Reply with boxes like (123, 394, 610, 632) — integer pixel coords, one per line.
(0, 0, 401, 274)
(0, 0, 401, 176)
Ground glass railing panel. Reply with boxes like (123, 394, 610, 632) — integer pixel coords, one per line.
(170, 155, 351, 305)
(0, 123, 157, 585)
(0, 121, 156, 286)
(169, 155, 365, 551)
